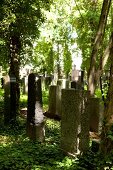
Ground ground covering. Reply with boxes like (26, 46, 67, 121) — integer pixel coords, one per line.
(0, 89, 113, 169)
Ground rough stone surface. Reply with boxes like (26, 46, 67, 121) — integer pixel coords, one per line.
(4, 75, 10, 124)
(79, 91, 90, 153)
(57, 79, 70, 89)
(61, 89, 82, 155)
(89, 98, 102, 133)
(48, 85, 57, 115)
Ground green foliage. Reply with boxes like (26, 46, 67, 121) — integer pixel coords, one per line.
(0, 88, 113, 169)
(63, 43, 72, 77)
(0, 0, 52, 68)
(0, 118, 73, 170)
(32, 40, 54, 74)
(72, 0, 106, 71)
(20, 94, 28, 109)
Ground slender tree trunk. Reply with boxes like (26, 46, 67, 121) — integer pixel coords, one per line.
(100, 32, 113, 155)
(57, 42, 61, 79)
(88, 0, 111, 95)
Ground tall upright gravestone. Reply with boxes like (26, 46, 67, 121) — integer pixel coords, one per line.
(61, 89, 82, 156)
(79, 91, 90, 153)
(10, 74, 17, 122)
(88, 98, 102, 133)
(4, 75, 10, 124)
(56, 79, 70, 117)
(4, 74, 18, 124)
(27, 73, 45, 142)
(61, 89, 90, 155)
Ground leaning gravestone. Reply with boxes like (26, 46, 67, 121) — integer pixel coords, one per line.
(27, 73, 45, 142)
(61, 89, 82, 156)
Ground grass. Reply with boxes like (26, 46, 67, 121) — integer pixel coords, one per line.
(0, 88, 113, 169)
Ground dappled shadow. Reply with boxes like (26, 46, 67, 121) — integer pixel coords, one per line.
(0, 139, 67, 170)
(0, 118, 78, 170)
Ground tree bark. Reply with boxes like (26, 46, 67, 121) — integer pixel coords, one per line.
(88, 0, 111, 95)
(100, 32, 113, 155)
(9, 35, 21, 123)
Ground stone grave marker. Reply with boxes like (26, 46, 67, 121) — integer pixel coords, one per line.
(4, 75, 10, 124)
(88, 97, 102, 133)
(22, 76, 28, 94)
(61, 89, 82, 156)
(10, 74, 17, 122)
(79, 91, 90, 153)
(27, 73, 45, 142)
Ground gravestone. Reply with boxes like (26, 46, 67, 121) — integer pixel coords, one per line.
(71, 81, 78, 89)
(79, 91, 90, 153)
(71, 65, 79, 82)
(47, 85, 57, 115)
(57, 79, 70, 89)
(10, 74, 17, 122)
(71, 70, 84, 90)
(56, 79, 70, 117)
(88, 98, 102, 133)
(4, 74, 19, 124)
(61, 89, 82, 156)
(4, 75, 10, 124)
(27, 73, 45, 142)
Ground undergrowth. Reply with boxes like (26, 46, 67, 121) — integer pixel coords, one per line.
(0, 89, 113, 169)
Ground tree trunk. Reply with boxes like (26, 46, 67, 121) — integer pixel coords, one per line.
(100, 33, 113, 155)
(9, 35, 21, 123)
(88, 0, 111, 95)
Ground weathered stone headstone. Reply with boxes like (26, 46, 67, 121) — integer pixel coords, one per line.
(57, 79, 70, 89)
(10, 74, 17, 122)
(79, 91, 90, 153)
(48, 85, 57, 115)
(4, 75, 10, 124)
(56, 85, 61, 117)
(53, 71, 58, 85)
(71, 65, 79, 82)
(88, 98, 102, 133)
(27, 73, 45, 142)
(71, 68, 84, 90)
(71, 81, 77, 89)
(4, 74, 19, 124)
(80, 70, 84, 84)
(56, 79, 70, 117)
(61, 89, 82, 156)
